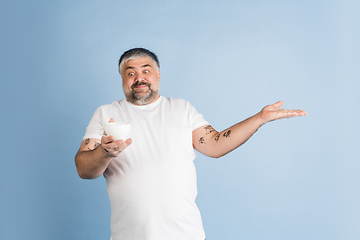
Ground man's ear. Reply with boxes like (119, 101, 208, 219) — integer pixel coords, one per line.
(158, 71, 161, 82)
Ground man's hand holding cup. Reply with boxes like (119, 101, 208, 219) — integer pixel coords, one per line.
(100, 118, 132, 157)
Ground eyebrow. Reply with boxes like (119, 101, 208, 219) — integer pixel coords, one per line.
(125, 64, 152, 71)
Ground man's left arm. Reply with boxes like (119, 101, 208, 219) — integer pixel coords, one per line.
(192, 101, 307, 158)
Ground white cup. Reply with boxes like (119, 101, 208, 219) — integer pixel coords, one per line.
(100, 122, 131, 141)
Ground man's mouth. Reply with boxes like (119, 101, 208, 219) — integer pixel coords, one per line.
(132, 82, 150, 90)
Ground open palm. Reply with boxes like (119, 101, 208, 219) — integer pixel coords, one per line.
(259, 101, 307, 123)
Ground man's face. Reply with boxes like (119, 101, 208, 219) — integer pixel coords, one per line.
(121, 57, 161, 105)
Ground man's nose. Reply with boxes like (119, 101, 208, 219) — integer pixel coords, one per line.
(135, 72, 144, 82)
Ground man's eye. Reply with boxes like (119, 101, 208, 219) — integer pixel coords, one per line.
(128, 73, 134, 76)
(144, 70, 149, 74)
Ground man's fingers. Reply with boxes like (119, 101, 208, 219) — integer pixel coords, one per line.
(102, 135, 115, 144)
(298, 110, 307, 116)
(125, 138, 132, 146)
(272, 100, 283, 108)
(102, 138, 132, 154)
(115, 138, 132, 151)
(283, 109, 307, 118)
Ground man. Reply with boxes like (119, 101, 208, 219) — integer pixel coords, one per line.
(75, 48, 307, 240)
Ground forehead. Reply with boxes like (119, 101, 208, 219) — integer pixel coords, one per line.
(123, 56, 157, 69)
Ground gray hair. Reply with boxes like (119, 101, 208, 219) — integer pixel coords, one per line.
(118, 48, 160, 75)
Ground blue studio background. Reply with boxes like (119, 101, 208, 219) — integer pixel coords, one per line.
(1, 0, 359, 239)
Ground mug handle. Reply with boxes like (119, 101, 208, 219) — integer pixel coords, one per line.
(98, 128, 108, 138)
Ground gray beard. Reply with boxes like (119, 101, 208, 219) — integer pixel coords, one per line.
(125, 82, 159, 105)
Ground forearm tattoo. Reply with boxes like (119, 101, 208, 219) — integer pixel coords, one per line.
(204, 125, 216, 135)
(83, 138, 101, 151)
(88, 142, 101, 150)
(84, 138, 90, 146)
(214, 130, 231, 142)
(214, 133, 220, 142)
(198, 126, 232, 145)
(223, 130, 231, 138)
(93, 142, 100, 149)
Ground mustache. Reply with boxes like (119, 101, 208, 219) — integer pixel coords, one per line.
(131, 81, 151, 89)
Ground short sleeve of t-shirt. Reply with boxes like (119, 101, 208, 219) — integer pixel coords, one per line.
(186, 101, 208, 131)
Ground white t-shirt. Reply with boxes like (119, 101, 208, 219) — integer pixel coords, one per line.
(83, 96, 208, 240)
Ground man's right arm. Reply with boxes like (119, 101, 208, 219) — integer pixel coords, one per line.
(75, 136, 132, 179)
